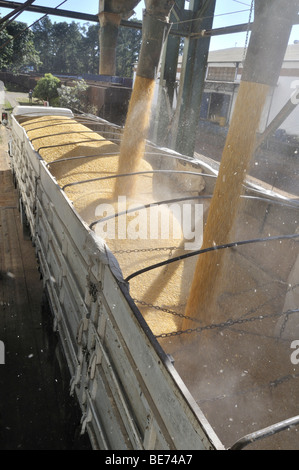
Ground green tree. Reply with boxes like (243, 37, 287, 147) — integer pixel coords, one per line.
(80, 23, 100, 75)
(58, 79, 88, 112)
(51, 22, 69, 73)
(31, 17, 54, 72)
(51, 21, 83, 74)
(0, 27, 13, 70)
(30, 17, 142, 78)
(33, 73, 61, 105)
(0, 20, 41, 71)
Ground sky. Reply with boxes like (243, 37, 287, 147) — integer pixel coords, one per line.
(0, 0, 299, 51)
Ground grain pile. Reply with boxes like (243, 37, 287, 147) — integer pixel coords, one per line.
(21, 114, 198, 337)
(22, 115, 152, 217)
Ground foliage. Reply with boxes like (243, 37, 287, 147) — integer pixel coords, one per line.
(0, 20, 41, 72)
(33, 73, 61, 105)
(1, 15, 142, 78)
(31, 18, 142, 78)
(58, 79, 88, 112)
(31, 17, 54, 72)
(0, 28, 13, 70)
(51, 22, 83, 74)
(80, 23, 100, 75)
(31, 19, 98, 75)
(116, 23, 142, 77)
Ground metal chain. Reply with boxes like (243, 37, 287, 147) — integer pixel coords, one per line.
(133, 299, 195, 322)
(113, 246, 179, 255)
(242, 0, 254, 62)
(278, 309, 292, 339)
(135, 283, 299, 339)
(155, 308, 299, 339)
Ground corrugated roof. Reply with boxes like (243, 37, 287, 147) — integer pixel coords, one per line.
(208, 47, 244, 63)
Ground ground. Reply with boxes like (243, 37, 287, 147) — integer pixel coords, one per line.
(0, 92, 91, 450)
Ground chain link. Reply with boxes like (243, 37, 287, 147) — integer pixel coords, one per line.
(156, 309, 299, 338)
(133, 299, 194, 322)
(134, 281, 299, 339)
(278, 310, 291, 339)
(242, 0, 254, 62)
(113, 246, 179, 255)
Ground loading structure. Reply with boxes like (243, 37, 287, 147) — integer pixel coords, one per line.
(1, 0, 299, 451)
(1, 0, 299, 157)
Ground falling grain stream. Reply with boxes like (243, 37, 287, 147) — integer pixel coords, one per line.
(114, 76, 156, 199)
(183, 81, 270, 328)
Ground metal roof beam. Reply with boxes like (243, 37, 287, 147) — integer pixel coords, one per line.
(0, 1, 298, 38)
(0, 0, 98, 22)
(0, 0, 36, 26)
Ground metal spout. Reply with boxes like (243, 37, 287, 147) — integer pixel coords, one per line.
(242, 0, 299, 86)
(183, 0, 299, 329)
(145, 0, 176, 19)
(98, 0, 141, 76)
(99, 0, 140, 16)
(137, 0, 175, 80)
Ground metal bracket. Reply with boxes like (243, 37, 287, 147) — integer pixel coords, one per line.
(229, 416, 299, 450)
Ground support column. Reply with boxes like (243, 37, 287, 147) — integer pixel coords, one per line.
(114, 0, 175, 198)
(136, 0, 175, 80)
(153, 0, 185, 147)
(98, 11, 122, 76)
(171, 0, 216, 157)
(98, 0, 141, 76)
(255, 94, 299, 152)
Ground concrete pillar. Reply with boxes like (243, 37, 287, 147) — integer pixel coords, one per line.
(183, 0, 299, 329)
(171, 0, 216, 157)
(98, 11, 122, 76)
(136, 0, 176, 80)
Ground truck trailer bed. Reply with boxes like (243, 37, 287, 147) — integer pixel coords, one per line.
(9, 106, 223, 450)
(9, 106, 299, 450)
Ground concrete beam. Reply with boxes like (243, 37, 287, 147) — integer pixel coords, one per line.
(171, 0, 216, 157)
(98, 12, 122, 76)
(98, 1, 141, 76)
(136, 0, 175, 79)
(99, 0, 141, 17)
(243, 0, 299, 87)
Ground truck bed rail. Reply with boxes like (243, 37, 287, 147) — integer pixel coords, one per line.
(9, 106, 223, 450)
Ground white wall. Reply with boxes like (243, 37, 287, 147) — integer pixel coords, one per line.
(134, 61, 299, 137)
(266, 76, 299, 136)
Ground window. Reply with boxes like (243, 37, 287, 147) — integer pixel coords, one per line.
(207, 66, 236, 82)
(200, 92, 231, 125)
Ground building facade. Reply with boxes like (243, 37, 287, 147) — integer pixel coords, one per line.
(201, 44, 299, 136)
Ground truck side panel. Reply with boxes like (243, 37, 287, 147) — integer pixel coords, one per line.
(9, 111, 223, 451)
